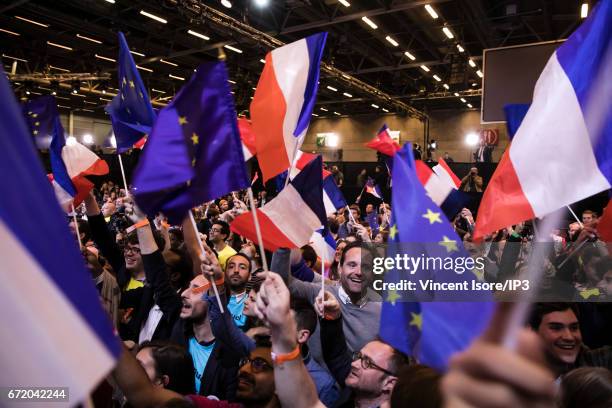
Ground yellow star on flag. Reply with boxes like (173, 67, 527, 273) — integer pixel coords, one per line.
(191, 158, 196, 167)
(386, 289, 401, 306)
(129, 80, 135, 88)
(410, 312, 423, 330)
(191, 133, 199, 145)
(389, 224, 398, 240)
(422, 209, 442, 224)
(178, 116, 188, 125)
(439, 236, 458, 253)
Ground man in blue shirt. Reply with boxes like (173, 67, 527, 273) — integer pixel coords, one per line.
(225, 253, 252, 330)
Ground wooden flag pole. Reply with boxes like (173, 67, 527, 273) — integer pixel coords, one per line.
(566, 205, 584, 228)
(71, 204, 83, 250)
(247, 187, 269, 272)
(117, 153, 130, 197)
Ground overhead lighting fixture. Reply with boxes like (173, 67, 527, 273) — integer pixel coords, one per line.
(47, 41, 73, 51)
(228, 79, 236, 84)
(342, 74, 350, 79)
(259, 59, 266, 63)
(82, 134, 94, 144)
(56, 96, 70, 100)
(254, 0, 270, 6)
(95, 54, 116, 62)
(2, 54, 27, 62)
(443, 83, 450, 90)
(433, 74, 441, 82)
(83, 101, 97, 105)
(476, 70, 483, 78)
(424, 4, 439, 19)
(152, 88, 166, 93)
(385, 36, 399, 47)
(136, 65, 153, 72)
(312, 113, 319, 117)
(76, 34, 101, 44)
(71, 80, 80, 95)
(320, 107, 328, 111)
(14, 16, 49, 28)
(581, 3, 589, 19)
(460, 98, 467, 103)
(139, 10, 167, 24)
(130, 50, 145, 57)
(104, 0, 116, 3)
(338, 0, 350, 7)
(0, 28, 20, 36)
(442, 27, 454, 39)
(465, 132, 479, 146)
(456, 44, 464, 53)
(454, 92, 459, 96)
(343, 92, 352, 97)
(420, 65, 430, 72)
(58, 104, 71, 109)
(252, 87, 257, 91)
(326, 85, 338, 92)
(66, 136, 77, 145)
(467, 103, 473, 108)
(100, 97, 112, 102)
(404, 51, 416, 61)
(468, 59, 476, 67)
(224, 44, 243, 53)
(333, 112, 341, 116)
(169, 74, 185, 81)
(220, 0, 232, 8)
(361, 16, 378, 29)
(187, 29, 210, 41)
(382, 108, 389, 112)
(472, 82, 478, 87)
(49, 65, 69, 72)
(159, 59, 178, 67)
(371, 104, 379, 108)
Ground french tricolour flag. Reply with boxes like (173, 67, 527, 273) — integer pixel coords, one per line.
(365, 124, 401, 156)
(416, 160, 470, 220)
(474, 0, 612, 238)
(250, 33, 327, 181)
(432, 158, 461, 189)
(310, 227, 337, 271)
(0, 67, 119, 404)
(291, 151, 347, 215)
(231, 156, 326, 251)
(365, 177, 383, 199)
(238, 117, 256, 162)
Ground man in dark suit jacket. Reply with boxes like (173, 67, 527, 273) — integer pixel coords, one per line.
(474, 140, 493, 163)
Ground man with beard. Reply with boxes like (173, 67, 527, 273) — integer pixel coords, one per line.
(225, 253, 252, 330)
(235, 335, 280, 408)
(209, 220, 237, 270)
(529, 303, 612, 377)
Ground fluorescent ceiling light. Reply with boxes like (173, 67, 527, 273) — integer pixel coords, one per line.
(338, 0, 350, 7)
(382, 108, 389, 112)
(456, 44, 464, 53)
(312, 113, 319, 117)
(326, 85, 338, 92)
(76, 34, 101, 44)
(443, 83, 449, 89)
(139, 10, 167, 24)
(228, 79, 236, 84)
(254, 0, 269, 6)
(371, 104, 379, 108)
(442, 27, 454, 39)
(49, 65, 69, 72)
(95, 54, 116, 62)
(424, 4, 439, 19)
(187, 30, 210, 41)
(420, 65, 430, 72)
(259, 59, 266, 63)
(224, 44, 243, 53)
(14, 16, 49, 27)
(385, 36, 399, 47)
(169, 74, 185, 80)
(404, 51, 416, 61)
(104, 0, 116, 3)
(83, 101, 97, 105)
(460, 98, 467, 103)
(343, 92, 352, 97)
(467, 103, 473, 108)
(454, 92, 459, 96)
(0, 28, 20, 36)
(137, 65, 153, 72)
(160, 59, 178, 67)
(433, 74, 441, 81)
(476, 70, 483, 78)
(81, 108, 94, 113)
(361, 16, 378, 29)
(320, 107, 328, 111)
(47, 41, 73, 51)
(130, 50, 145, 57)
(221, 0, 232, 8)
(152, 88, 165, 93)
(58, 105, 70, 109)
(468, 59, 476, 67)
(333, 112, 341, 116)
(2, 54, 27, 62)
(581, 3, 588, 19)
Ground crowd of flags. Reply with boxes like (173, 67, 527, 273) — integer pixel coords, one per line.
(2, 0, 611, 400)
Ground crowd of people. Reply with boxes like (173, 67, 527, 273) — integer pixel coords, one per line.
(69, 175, 611, 408)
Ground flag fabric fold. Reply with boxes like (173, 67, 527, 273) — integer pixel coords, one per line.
(432, 158, 461, 189)
(133, 61, 249, 223)
(415, 160, 470, 220)
(0, 66, 120, 402)
(105, 32, 156, 153)
(22, 95, 60, 150)
(474, 1, 612, 238)
(250, 33, 327, 181)
(238, 118, 256, 162)
(365, 124, 401, 156)
(231, 156, 325, 251)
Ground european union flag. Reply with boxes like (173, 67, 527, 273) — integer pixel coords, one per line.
(379, 143, 494, 371)
(22, 96, 63, 150)
(105, 32, 156, 153)
(132, 61, 250, 224)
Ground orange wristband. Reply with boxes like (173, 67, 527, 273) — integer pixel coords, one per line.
(271, 345, 301, 365)
(126, 219, 149, 233)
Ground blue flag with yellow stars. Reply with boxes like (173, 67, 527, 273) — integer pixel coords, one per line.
(378, 143, 494, 371)
(132, 61, 249, 224)
(105, 32, 156, 153)
(22, 95, 63, 150)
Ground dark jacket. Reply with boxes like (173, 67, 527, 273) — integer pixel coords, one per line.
(321, 317, 357, 408)
(170, 318, 239, 401)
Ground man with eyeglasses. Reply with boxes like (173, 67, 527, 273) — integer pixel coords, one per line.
(236, 335, 280, 407)
(209, 220, 236, 270)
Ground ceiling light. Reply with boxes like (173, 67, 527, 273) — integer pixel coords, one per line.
(443, 83, 449, 89)
(254, 0, 270, 6)
(0, 28, 20, 36)
(130, 50, 145, 57)
(465, 132, 479, 146)
(581, 3, 588, 19)
(47, 41, 73, 51)
(259, 59, 266, 63)
(66, 136, 77, 145)
(382, 108, 389, 112)
(326, 85, 338, 92)
(169, 74, 185, 81)
(385, 36, 399, 47)
(420, 65, 430, 72)
(320, 107, 328, 111)
(221, 0, 232, 8)
(100, 97, 112, 102)
(468, 59, 476, 67)
(460, 98, 467, 103)
(467, 103, 473, 108)
(2, 54, 27, 62)
(404, 51, 416, 61)
(58, 105, 70, 109)
(224, 44, 243, 53)
(361, 16, 378, 29)
(76, 34, 101, 44)
(454, 92, 459, 96)
(343, 92, 352, 97)
(14, 16, 49, 28)
(433, 74, 441, 82)
(84, 101, 97, 105)
(442, 27, 454, 39)
(136, 65, 153, 72)
(472, 82, 478, 87)
(338, 0, 350, 7)
(228, 79, 236, 84)
(476, 70, 483, 78)
(56, 96, 70, 100)
(95, 54, 116, 62)
(152, 88, 165, 93)
(187, 30, 210, 41)
(139, 10, 167, 24)
(159, 59, 178, 67)
(312, 113, 319, 117)
(252, 87, 257, 91)
(333, 112, 341, 116)
(456, 44, 464, 53)
(371, 104, 379, 108)
(83, 134, 94, 144)
(71, 80, 80, 94)
(49, 65, 69, 72)
(104, 0, 115, 3)
(424, 4, 439, 19)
